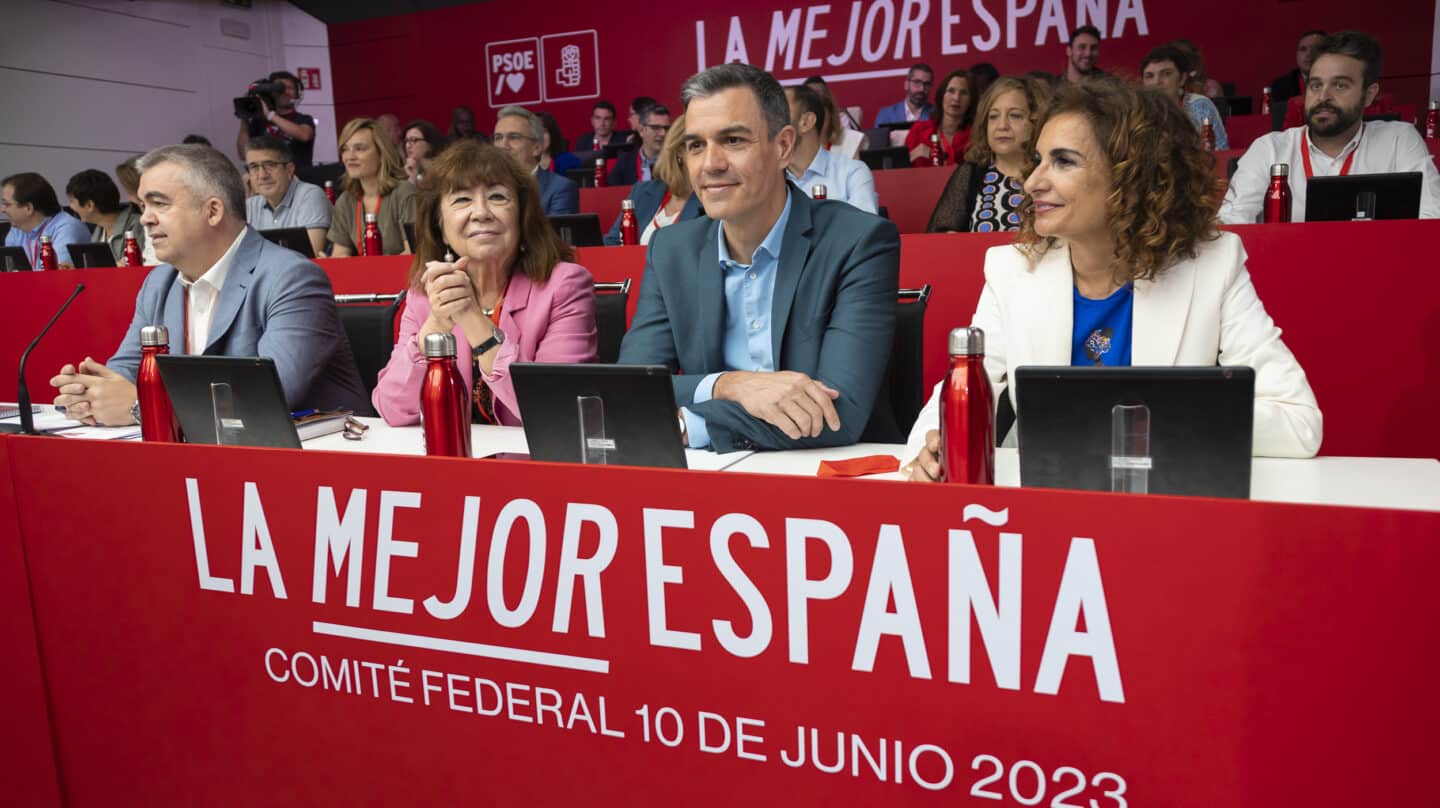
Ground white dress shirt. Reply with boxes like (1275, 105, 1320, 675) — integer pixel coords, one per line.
(179, 229, 245, 352)
(1220, 121, 1440, 223)
(787, 147, 879, 214)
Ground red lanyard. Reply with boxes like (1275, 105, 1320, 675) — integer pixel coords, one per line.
(1301, 125, 1361, 180)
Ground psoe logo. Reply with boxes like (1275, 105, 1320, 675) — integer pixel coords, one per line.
(486, 37, 541, 108)
(541, 30, 599, 102)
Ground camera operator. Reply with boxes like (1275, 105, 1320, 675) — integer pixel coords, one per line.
(234, 71, 316, 168)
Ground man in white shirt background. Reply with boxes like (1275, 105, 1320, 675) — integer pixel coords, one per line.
(1220, 30, 1440, 224)
(785, 84, 879, 214)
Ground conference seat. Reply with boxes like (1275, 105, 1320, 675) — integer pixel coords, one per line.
(859, 146, 909, 171)
(594, 279, 631, 364)
(860, 284, 932, 443)
(335, 291, 406, 396)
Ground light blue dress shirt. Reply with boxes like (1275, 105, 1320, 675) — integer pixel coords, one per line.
(682, 193, 794, 449)
(1184, 94, 1230, 150)
(4, 212, 93, 268)
(787, 148, 879, 214)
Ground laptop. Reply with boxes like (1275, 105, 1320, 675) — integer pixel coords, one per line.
(155, 355, 301, 448)
(259, 227, 316, 258)
(1014, 366, 1254, 498)
(1305, 172, 1422, 221)
(67, 241, 117, 268)
(0, 246, 31, 271)
(510, 363, 687, 468)
(548, 214, 605, 247)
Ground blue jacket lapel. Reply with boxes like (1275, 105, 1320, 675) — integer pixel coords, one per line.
(696, 218, 726, 371)
(203, 228, 262, 354)
(770, 184, 813, 362)
(158, 267, 186, 352)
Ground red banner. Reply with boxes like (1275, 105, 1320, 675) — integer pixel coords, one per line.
(7, 436, 1440, 804)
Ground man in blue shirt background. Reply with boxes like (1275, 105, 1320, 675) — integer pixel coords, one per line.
(3, 172, 93, 268)
(785, 85, 878, 214)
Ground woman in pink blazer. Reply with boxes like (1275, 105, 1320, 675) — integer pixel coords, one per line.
(373, 139, 597, 426)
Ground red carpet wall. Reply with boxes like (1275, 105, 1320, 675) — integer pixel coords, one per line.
(329, 1, 1434, 141)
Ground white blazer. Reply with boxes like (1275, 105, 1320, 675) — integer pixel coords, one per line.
(906, 231, 1323, 460)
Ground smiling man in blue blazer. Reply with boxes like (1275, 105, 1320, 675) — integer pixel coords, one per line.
(50, 144, 370, 425)
(618, 63, 900, 452)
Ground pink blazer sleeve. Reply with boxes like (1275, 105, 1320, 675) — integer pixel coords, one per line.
(371, 291, 476, 426)
(481, 261, 598, 425)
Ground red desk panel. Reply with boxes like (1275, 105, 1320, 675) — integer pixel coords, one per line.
(1225, 114, 1273, 151)
(873, 164, 957, 234)
(579, 185, 634, 233)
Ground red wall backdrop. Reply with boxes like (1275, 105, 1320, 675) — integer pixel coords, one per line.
(328, 0, 1435, 147)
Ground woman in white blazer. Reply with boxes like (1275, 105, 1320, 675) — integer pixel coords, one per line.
(906, 80, 1322, 480)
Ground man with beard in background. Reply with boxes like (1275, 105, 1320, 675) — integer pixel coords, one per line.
(1220, 31, 1440, 223)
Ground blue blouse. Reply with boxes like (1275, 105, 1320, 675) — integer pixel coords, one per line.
(1072, 283, 1134, 366)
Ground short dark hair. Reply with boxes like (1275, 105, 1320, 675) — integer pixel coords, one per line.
(631, 96, 657, 116)
(1298, 29, 1328, 43)
(787, 84, 827, 131)
(908, 62, 934, 78)
(1314, 30, 1383, 86)
(1, 172, 62, 217)
(64, 169, 123, 214)
(269, 70, 300, 94)
(1070, 25, 1102, 45)
(181, 134, 212, 146)
(402, 119, 446, 150)
(1140, 45, 1191, 77)
(681, 63, 791, 139)
(245, 135, 293, 161)
(592, 101, 617, 116)
(641, 104, 671, 125)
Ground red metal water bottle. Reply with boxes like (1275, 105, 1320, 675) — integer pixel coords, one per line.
(1261, 86, 1272, 116)
(122, 229, 143, 267)
(1200, 118, 1215, 151)
(619, 199, 639, 245)
(594, 154, 607, 187)
(362, 212, 382, 256)
(939, 327, 995, 485)
(1425, 100, 1438, 141)
(929, 131, 943, 166)
(421, 332, 472, 458)
(1263, 163, 1292, 223)
(38, 235, 58, 270)
(136, 325, 181, 442)
(324, 180, 337, 204)
(812, 184, 827, 200)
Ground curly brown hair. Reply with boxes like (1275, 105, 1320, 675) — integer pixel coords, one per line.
(964, 75, 1053, 166)
(1015, 78, 1221, 282)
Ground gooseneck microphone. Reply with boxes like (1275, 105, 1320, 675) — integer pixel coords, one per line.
(0, 283, 86, 435)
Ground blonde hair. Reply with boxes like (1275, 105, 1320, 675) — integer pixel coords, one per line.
(964, 76, 1053, 166)
(653, 114, 692, 197)
(337, 117, 407, 197)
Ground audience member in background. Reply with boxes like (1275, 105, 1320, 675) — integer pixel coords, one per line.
(115, 156, 158, 265)
(604, 115, 703, 246)
(537, 111, 579, 174)
(50, 144, 368, 425)
(801, 76, 865, 156)
(243, 135, 331, 256)
(182, 134, 212, 146)
(906, 68, 975, 166)
(626, 96, 657, 141)
(1141, 46, 1230, 149)
(574, 101, 621, 151)
(492, 106, 579, 216)
(1270, 30, 1327, 105)
(1169, 40, 1227, 104)
(619, 63, 900, 451)
(608, 104, 672, 186)
(904, 81, 1322, 480)
(1222, 31, 1440, 223)
(1281, 68, 1397, 129)
(65, 169, 145, 264)
(328, 117, 416, 256)
(786, 85, 878, 213)
(969, 62, 1000, 101)
(233, 71, 316, 168)
(928, 75, 1051, 233)
(372, 139, 597, 427)
(875, 63, 936, 125)
(1059, 26, 1106, 83)
(402, 119, 446, 183)
(449, 105, 483, 141)
(2, 172, 91, 269)
(1025, 69, 1062, 90)
(376, 113, 404, 150)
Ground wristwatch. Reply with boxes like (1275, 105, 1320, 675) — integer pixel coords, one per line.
(130, 399, 142, 426)
(472, 327, 506, 356)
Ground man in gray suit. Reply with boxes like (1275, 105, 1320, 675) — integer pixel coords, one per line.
(493, 106, 579, 215)
(50, 144, 370, 425)
(618, 63, 900, 452)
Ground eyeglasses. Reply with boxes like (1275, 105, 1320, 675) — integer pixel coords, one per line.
(493, 132, 536, 144)
(907, 78, 934, 88)
(644, 124, 671, 135)
(403, 136, 427, 145)
(245, 160, 291, 173)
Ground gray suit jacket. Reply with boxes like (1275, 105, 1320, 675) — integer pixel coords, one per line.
(535, 167, 579, 215)
(108, 227, 371, 414)
(618, 184, 900, 451)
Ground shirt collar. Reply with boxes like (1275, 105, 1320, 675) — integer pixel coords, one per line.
(20, 215, 53, 236)
(787, 146, 831, 185)
(266, 178, 299, 212)
(178, 228, 246, 292)
(718, 189, 793, 269)
(1305, 122, 1365, 159)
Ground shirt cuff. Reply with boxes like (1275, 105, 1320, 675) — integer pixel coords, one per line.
(681, 406, 710, 450)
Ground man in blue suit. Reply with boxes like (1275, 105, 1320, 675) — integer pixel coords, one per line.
(494, 106, 579, 215)
(50, 144, 370, 425)
(618, 63, 900, 452)
(873, 63, 936, 126)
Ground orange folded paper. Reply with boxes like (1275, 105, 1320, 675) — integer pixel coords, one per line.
(817, 455, 901, 478)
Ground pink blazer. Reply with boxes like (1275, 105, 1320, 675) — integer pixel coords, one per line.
(372, 261, 598, 426)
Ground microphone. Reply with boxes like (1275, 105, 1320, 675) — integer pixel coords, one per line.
(0, 284, 86, 435)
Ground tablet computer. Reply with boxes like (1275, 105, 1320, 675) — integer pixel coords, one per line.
(67, 241, 117, 268)
(0, 246, 32, 271)
(1305, 171, 1422, 221)
(155, 355, 301, 449)
(548, 214, 605, 247)
(510, 363, 686, 469)
(259, 227, 316, 258)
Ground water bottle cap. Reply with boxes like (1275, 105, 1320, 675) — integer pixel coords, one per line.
(40, 235, 52, 244)
(1203, 117, 1212, 125)
(365, 212, 377, 223)
(325, 180, 334, 187)
(125, 229, 136, 238)
(423, 332, 458, 358)
(812, 184, 827, 196)
(1270, 162, 1290, 176)
(621, 199, 635, 210)
(949, 326, 984, 356)
(140, 325, 170, 347)
(1431, 99, 1439, 110)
